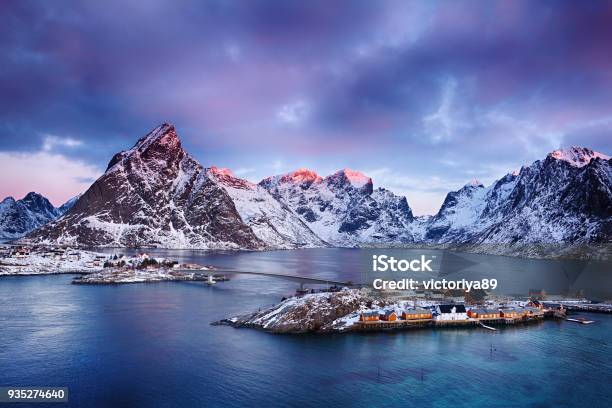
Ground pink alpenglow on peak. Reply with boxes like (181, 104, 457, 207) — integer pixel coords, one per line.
(207, 166, 255, 190)
(289, 168, 322, 183)
(465, 179, 483, 188)
(549, 146, 610, 168)
(268, 168, 322, 185)
(209, 166, 236, 178)
(330, 169, 372, 189)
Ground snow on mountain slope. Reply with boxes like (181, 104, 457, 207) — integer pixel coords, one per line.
(260, 168, 416, 245)
(206, 166, 326, 248)
(426, 147, 611, 252)
(13, 124, 610, 257)
(0, 192, 71, 240)
(24, 124, 265, 249)
(57, 193, 82, 214)
(475, 150, 611, 246)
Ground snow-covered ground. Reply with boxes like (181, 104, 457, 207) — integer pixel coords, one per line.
(0, 249, 105, 275)
(73, 268, 214, 284)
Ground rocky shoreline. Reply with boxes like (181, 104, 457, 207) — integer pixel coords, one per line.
(214, 289, 389, 334)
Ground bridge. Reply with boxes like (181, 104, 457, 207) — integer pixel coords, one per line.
(175, 268, 359, 288)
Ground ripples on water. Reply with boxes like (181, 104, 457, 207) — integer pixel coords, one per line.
(0, 249, 611, 407)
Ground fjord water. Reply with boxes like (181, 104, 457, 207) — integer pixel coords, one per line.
(1, 249, 611, 407)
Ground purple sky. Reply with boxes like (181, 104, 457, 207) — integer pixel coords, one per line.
(1, 0, 611, 214)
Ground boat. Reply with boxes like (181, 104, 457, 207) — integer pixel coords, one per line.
(566, 317, 595, 324)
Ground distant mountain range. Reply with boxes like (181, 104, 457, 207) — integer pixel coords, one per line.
(0, 192, 77, 240)
(11, 123, 611, 258)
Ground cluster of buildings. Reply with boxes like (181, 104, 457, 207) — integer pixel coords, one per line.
(97, 252, 181, 271)
(358, 294, 565, 327)
(1, 245, 82, 261)
(0, 246, 181, 273)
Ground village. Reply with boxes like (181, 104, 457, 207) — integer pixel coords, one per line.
(344, 285, 599, 331)
(354, 299, 565, 331)
(217, 285, 604, 334)
(0, 244, 220, 283)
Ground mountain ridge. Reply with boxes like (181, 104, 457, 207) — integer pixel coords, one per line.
(15, 123, 611, 258)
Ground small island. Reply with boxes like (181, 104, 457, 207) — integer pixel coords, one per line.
(215, 287, 607, 334)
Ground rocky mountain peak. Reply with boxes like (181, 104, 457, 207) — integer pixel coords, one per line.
(326, 168, 373, 193)
(464, 179, 484, 188)
(209, 166, 235, 178)
(258, 168, 322, 190)
(133, 123, 179, 152)
(548, 146, 610, 168)
(288, 168, 322, 183)
(20, 192, 56, 214)
(207, 166, 255, 190)
(0, 192, 66, 240)
(106, 123, 182, 171)
(1, 196, 16, 205)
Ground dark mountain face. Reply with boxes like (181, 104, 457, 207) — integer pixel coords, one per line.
(25, 124, 264, 249)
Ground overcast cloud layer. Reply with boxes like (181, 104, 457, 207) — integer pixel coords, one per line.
(1, 0, 611, 214)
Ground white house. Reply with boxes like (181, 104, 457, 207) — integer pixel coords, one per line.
(435, 304, 468, 321)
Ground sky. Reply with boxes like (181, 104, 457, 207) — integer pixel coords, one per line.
(1, 0, 612, 215)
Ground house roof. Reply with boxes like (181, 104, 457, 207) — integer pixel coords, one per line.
(403, 308, 430, 315)
(438, 304, 466, 313)
(361, 311, 378, 317)
(470, 308, 498, 315)
(382, 310, 396, 317)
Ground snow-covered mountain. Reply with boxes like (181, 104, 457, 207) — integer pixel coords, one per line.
(0, 192, 76, 240)
(18, 123, 610, 258)
(24, 124, 265, 249)
(259, 168, 416, 246)
(426, 147, 611, 255)
(205, 166, 326, 248)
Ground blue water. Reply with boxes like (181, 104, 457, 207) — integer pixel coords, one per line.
(1, 249, 611, 407)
